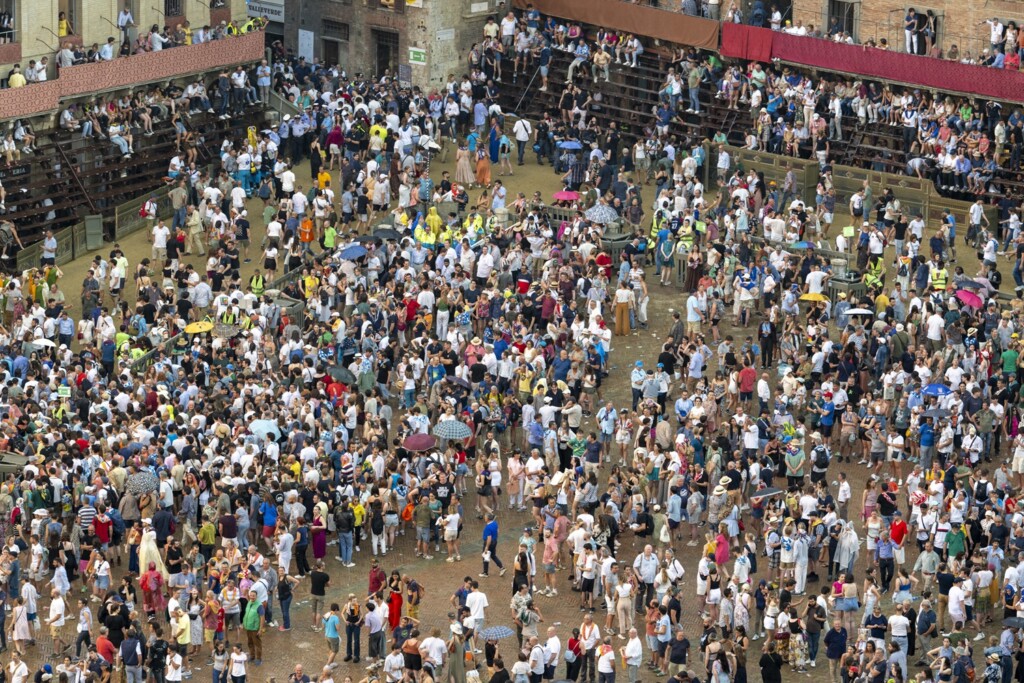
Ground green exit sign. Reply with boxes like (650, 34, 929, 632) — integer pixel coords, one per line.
(408, 47, 426, 65)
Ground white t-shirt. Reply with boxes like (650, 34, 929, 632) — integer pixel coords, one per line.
(466, 591, 488, 626)
(152, 224, 170, 248)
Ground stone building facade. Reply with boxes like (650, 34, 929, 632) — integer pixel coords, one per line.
(283, 0, 500, 88)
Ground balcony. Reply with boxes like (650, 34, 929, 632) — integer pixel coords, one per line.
(0, 29, 265, 121)
(517, 0, 1024, 105)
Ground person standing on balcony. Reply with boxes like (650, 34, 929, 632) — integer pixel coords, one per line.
(256, 60, 271, 106)
(148, 25, 169, 51)
(707, 0, 721, 21)
(231, 66, 249, 117)
(117, 4, 135, 44)
(57, 11, 74, 37)
(904, 9, 919, 54)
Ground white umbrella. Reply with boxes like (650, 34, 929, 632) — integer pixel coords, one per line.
(30, 338, 55, 348)
(844, 308, 873, 316)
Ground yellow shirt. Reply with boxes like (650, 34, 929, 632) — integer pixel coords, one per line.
(317, 170, 331, 190)
(8, 72, 25, 88)
(58, 19, 70, 37)
(874, 293, 890, 312)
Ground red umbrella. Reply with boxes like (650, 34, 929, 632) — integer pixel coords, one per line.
(553, 190, 579, 201)
(403, 433, 438, 452)
(955, 289, 983, 309)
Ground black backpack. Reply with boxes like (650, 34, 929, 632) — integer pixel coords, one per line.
(813, 445, 830, 470)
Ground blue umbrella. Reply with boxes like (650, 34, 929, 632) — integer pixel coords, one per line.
(790, 241, 815, 249)
(921, 383, 952, 397)
(339, 244, 368, 260)
(556, 140, 582, 150)
(250, 419, 281, 440)
(956, 279, 985, 290)
(479, 625, 516, 640)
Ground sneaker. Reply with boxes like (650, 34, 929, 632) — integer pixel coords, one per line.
(499, 567, 507, 576)
(810, 661, 815, 668)
(857, 459, 867, 465)
(478, 573, 489, 578)
(345, 562, 356, 568)
(974, 633, 985, 641)
(424, 555, 434, 560)
(550, 589, 558, 596)
(335, 556, 345, 561)
(446, 557, 455, 563)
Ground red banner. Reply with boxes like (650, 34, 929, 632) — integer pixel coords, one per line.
(720, 22, 773, 62)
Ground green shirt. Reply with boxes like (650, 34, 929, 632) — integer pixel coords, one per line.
(1002, 349, 1019, 374)
(242, 600, 263, 631)
(323, 226, 337, 249)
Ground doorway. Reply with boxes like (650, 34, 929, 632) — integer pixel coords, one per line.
(372, 29, 399, 79)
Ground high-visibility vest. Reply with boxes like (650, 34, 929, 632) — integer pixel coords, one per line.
(221, 310, 237, 325)
(249, 274, 265, 296)
(930, 268, 948, 291)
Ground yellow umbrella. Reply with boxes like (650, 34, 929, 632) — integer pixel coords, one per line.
(799, 292, 828, 302)
(185, 321, 214, 334)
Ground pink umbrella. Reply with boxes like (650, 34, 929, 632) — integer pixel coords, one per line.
(955, 289, 983, 309)
(553, 190, 579, 201)
(403, 434, 438, 452)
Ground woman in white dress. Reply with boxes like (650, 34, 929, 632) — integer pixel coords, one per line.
(137, 523, 168, 581)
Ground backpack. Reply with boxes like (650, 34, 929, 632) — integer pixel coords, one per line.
(813, 445, 830, 470)
(954, 656, 975, 683)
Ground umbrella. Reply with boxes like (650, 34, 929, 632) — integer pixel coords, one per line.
(433, 420, 473, 441)
(185, 321, 214, 334)
(29, 338, 55, 347)
(339, 244, 368, 260)
(355, 234, 381, 244)
(749, 487, 785, 501)
(250, 419, 281, 441)
(553, 190, 579, 201)
(1004, 617, 1024, 628)
(556, 140, 582, 150)
(921, 383, 952, 397)
(327, 366, 356, 385)
(373, 228, 401, 240)
(799, 292, 828, 302)
(446, 376, 471, 389)
(125, 471, 160, 496)
(790, 241, 815, 249)
(956, 279, 985, 290)
(922, 408, 951, 419)
(403, 433, 438, 452)
(955, 289, 983, 309)
(584, 204, 619, 225)
(844, 308, 874, 316)
(478, 626, 516, 641)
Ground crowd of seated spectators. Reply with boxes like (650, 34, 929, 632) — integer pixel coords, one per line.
(1, 16, 267, 88)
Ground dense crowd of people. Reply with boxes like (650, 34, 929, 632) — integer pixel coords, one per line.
(7, 6, 1024, 683)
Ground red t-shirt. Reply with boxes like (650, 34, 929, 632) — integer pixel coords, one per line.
(889, 518, 908, 546)
(96, 635, 117, 663)
(93, 515, 113, 544)
(738, 367, 757, 393)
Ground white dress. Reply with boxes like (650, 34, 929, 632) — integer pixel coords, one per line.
(138, 529, 168, 581)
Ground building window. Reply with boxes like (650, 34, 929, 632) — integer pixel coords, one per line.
(370, 0, 405, 13)
(826, 0, 856, 38)
(322, 20, 350, 41)
(0, 0, 15, 43)
(164, 0, 184, 17)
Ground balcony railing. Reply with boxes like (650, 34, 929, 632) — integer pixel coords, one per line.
(0, 29, 265, 121)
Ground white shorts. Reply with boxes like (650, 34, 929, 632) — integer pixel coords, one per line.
(1013, 454, 1024, 474)
(707, 588, 721, 605)
(893, 547, 905, 564)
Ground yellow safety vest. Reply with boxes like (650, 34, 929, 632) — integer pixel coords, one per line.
(221, 311, 237, 325)
(249, 274, 265, 296)
(930, 268, 948, 291)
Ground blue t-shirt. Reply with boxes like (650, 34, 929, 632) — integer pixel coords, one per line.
(483, 520, 499, 544)
(259, 501, 278, 528)
(323, 613, 340, 639)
